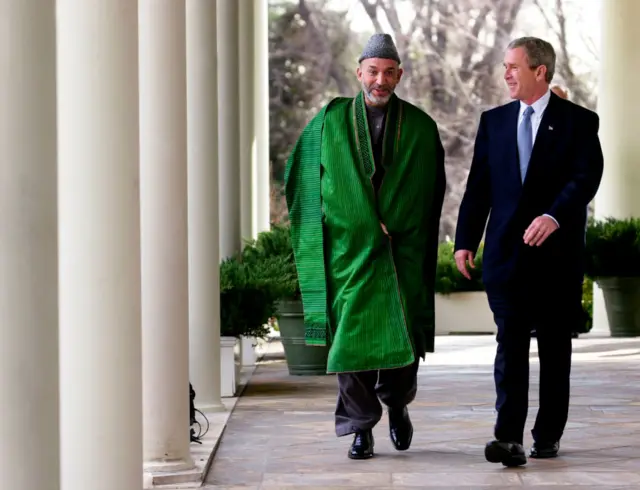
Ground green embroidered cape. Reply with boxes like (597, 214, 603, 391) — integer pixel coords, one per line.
(285, 92, 445, 373)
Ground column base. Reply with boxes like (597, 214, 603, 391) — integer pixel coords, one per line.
(144, 457, 195, 474)
(143, 399, 246, 488)
(195, 401, 227, 412)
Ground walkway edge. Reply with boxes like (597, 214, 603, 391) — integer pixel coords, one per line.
(144, 364, 258, 488)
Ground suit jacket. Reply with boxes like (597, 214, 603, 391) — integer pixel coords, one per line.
(455, 92, 604, 308)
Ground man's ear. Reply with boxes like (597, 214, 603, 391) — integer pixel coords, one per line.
(397, 67, 404, 82)
(356, 65, 362, 81)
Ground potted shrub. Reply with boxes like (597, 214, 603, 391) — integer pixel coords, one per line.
(219, 252, 292, 395)
(434, 241, 594, 335)
(434, 241, 495, 335)
(581, 276, 594, 333)
(585, 217, 640, 337)
(244, 224, 330, 375)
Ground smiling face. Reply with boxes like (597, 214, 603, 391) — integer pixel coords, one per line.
(356, 58, 403, 107)
(503, 47, 548, 104)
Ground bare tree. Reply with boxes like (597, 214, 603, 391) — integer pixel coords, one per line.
(268, 0, 598, 230)
(268, 1, 357, 224)
(359, 0, 525, 239)
(533, 0, 597, 109)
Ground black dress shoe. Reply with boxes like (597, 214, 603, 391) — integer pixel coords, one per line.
(484, 440, 527, 467)
(348, 430, 374, 460)
(530, 440, 560, 458)
(389, 406, 413, 451)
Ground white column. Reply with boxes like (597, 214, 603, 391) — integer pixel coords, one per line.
(253, 0, 272, 235)
(238, 0, 258, 371)
(239, 0, 255, 241)
(187, 0, 224, 411)
(592, 0, 640, 335)
(0, 3, 58, 489)
(57, 2, 143, 489)
(139, 0, 194, 472)
(218, 0, 242, 258)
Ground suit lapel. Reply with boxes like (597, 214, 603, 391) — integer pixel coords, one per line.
(504, 101, 522, 190)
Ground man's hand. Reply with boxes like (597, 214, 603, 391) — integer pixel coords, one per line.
(454, 249, 475, 280)
(523, 215, 559, 246)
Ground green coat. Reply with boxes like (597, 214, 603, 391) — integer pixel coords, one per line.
(285, 92, 445, 373)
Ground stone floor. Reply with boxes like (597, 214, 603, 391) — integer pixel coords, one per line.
(203, 336, 640, 489)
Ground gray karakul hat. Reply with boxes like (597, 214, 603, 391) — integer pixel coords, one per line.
(358, 33, 401, 64)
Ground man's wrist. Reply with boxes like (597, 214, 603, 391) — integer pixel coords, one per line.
(543, 214, 559, 227)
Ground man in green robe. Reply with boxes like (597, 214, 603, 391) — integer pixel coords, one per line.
(284, 33, 446, 460)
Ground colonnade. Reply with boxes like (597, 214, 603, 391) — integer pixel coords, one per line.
(0, 1, 270, 488)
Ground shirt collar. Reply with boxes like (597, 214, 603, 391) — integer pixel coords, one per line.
(519, 88, 551, 117)
(365, 103, 388, 117)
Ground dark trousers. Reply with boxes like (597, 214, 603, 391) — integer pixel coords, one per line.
(335, 359, 420, 436)
(492, 303, 573, 444)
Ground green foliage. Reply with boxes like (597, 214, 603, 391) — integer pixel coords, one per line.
(585, 217, 640, 279)
(219, 241, 297, 338)
(242, 224, 300, 299)
(232, 225, 599, 332)
(435, 240, 594, 331)
(435, 241, 485, 294)
(246, 223, 293, 261)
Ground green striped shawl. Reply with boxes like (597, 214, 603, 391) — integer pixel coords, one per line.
(285, 92, 445, 372)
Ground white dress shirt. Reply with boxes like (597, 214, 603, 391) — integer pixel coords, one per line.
(518, 89, 558, 227)
(518, 88, 551, 141)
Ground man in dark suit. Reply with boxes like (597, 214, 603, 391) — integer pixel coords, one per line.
(454, 37, 604, 467)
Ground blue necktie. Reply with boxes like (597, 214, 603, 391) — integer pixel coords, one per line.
(518, 106, 534, 182)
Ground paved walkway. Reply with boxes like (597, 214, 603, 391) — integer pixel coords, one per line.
(204, 336, 640, 489)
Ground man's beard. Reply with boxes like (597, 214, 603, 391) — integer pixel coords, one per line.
(362, 82, 394, 106)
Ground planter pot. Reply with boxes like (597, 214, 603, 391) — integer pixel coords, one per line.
(596, 277, 640, 337)
(220, 336, 238, 397)
(435, 291, 496, 335)
(240, 336, 258, 367)
(277, 299, 329, 376)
